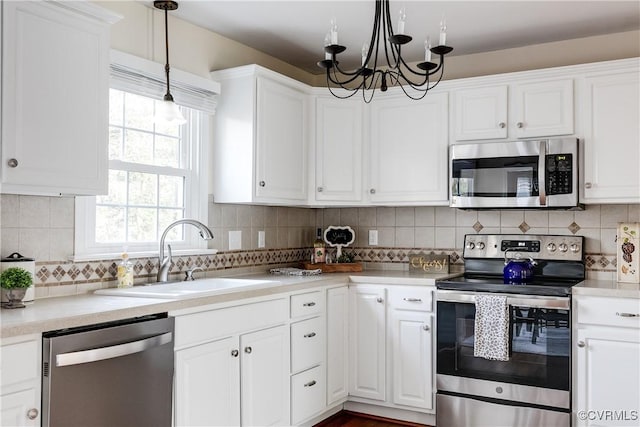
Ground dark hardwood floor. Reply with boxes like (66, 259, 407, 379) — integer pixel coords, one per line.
(313, 410, 433, 427)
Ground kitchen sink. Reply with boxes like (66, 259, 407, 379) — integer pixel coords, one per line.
(94, 278, 280, 299)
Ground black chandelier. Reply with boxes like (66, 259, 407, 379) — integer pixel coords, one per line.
(317, 0, 453, 102)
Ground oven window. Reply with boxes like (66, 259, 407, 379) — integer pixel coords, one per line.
(452, 156, 539, 197)
(437, 301, 570, 390)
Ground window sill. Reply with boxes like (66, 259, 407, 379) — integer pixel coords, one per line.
(70, 248, 219, 263)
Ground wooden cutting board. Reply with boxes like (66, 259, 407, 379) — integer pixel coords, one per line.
(301, 262, 363, 272)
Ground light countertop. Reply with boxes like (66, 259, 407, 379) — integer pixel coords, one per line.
(573, 279, 640, 299)
(1, 270, 458, 339)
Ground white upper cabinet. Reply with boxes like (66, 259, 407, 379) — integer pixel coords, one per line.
(211, 65, 309, 205)
(454, 85, 508, 141)
(452, 78, 574, 141)
(1, 1, 119, 195)
(368, 92, 449, 205)
(314, 97, 363, 203)
(581, 67, 640, 203)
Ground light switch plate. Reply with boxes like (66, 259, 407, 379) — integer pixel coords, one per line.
(229, 230, 242, 251)
(258, 230, 265, 248)
(369, 230, 379, 246)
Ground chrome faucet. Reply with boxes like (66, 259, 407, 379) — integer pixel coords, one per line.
(157, 219, 214, 282)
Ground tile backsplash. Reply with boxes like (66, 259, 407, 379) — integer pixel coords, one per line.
(1, 193, 637, 297)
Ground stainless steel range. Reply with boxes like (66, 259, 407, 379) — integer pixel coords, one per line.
(435, 234, 585, 427)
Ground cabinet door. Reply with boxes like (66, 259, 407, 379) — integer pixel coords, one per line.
(369, 93, 449, 204)
(241, 325, 290, 426)
(391, 310, 433, 410)
(454, 85, 508, 141)
(1, 1, 110, 195)
(575, 328, 640, 426)
(0, 389, 39, 427)
(315, 97, 363, 202)
(255, 77, 308, 202)
(326, 286, 349, 405)
(174, 337, 240, 427)
(349, 286, 386, 401)
(582, 72, 640, 203)
(512, 79, 574, 138)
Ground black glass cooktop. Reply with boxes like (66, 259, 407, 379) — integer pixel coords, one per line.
(436, 275, 583, 296)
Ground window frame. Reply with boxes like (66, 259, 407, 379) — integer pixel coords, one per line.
(73, 53, 214, 261)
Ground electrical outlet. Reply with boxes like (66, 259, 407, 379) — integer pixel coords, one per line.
(229, 230, 242, 251)
(369, 229, 379, 246)
(258, 230, 265, 248)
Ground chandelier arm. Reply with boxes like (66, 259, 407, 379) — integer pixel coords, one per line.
(329, 64, 369, 85)
(325, 72, 364, 99)
(383, 0, 400, 67)
(363, 0, 382, 68)
(398, 56, 431, 79)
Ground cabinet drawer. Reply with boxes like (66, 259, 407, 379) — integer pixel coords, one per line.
(291, 366, 325, 425)
(290, 291, 323, 318)
(175, 298, 288, 348)
(291, 317, 324, 373)
(1, 339, 38, 388)
(388, 287, 433, 312)
(576, 296, 640, 328)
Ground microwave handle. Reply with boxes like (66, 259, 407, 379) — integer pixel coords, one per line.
(538, 141, 547, 206)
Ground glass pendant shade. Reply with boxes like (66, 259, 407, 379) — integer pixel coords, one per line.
(154, 96, 186, 125)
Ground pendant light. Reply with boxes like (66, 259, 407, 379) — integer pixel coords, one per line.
(318, 0, 453, 103)
(154, 0, 186, 125)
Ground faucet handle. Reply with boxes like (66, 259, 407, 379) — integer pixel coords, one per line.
(184, 267, 204, 281)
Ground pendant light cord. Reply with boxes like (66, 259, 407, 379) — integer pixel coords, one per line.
(163, 7, 172, 101)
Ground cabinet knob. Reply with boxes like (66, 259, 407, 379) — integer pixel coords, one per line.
(577, 341, 586, 348)
(423, 324, 430, 331)
(585, 182, 592, 189)
(376, 297, 383, 303)
(498, 122, 506, 129)
(7, 158, 18, 168)
(516, 122, 524, 128)
(27, 408, 39, 420)
(244, 346, 252, 354)
(317, 186, 323, 193)
(370, 188, 376, 194)
(231, 349, 239, 357)
(259, 181, 266, 187)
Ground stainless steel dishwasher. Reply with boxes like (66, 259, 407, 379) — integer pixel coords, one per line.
(42, 313, 174, 427)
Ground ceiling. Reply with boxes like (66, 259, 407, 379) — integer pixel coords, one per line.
(166, 1, 640, 74)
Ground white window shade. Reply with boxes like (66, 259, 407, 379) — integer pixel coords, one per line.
(110, 50, 220, 114)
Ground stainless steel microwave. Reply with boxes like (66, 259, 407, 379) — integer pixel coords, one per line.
(450, 138, 579, 209)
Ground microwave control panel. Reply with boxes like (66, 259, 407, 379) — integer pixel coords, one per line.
(546, 154, 573, 195)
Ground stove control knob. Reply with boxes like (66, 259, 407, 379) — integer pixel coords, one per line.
(477, 242, 486, 250)
(570, 243, 580, 253)
(547, 243, 557, 252)
(466, 242, 476, 250)
(559, 243, 568, 252)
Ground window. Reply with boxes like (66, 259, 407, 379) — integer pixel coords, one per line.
(74, 50, 218, 259)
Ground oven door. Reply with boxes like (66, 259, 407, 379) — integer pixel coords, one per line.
(436, 290, 571, 393)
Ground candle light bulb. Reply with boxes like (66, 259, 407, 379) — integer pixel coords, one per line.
(361, 42, 369, 66)
(330, 18, 338, 45)
(397, 7, 406, 35)
(424, 37, 432, 62)
(439, 16, 447, 46)
(324, 32, 331, 60)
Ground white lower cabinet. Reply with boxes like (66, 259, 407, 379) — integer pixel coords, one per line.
(291, 365, 326, 425)
(326, 286, 349, 405)
(173, 298, 290, 427)
(574, 295, 640, 427)
(0, 335, 41, 427)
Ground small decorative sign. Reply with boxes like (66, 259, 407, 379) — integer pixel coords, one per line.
(617, 223, 639, 283)
(324, 226, 355, 259)
(409, 253, 450, 273)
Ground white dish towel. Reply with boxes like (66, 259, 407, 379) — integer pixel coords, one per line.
(474, 294, 510, 361)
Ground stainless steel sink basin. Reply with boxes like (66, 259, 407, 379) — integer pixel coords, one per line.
(94, 278, 279, 299)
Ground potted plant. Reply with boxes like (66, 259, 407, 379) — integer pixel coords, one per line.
(1, 267, 33, 308)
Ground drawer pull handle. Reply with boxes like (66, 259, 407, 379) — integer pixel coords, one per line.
(403, 297, 422, 302)
(304, 380, 317, 387)
(616, 312, 639, 318)
(304, 332, 316, 338)
(303, 302, 316, 307)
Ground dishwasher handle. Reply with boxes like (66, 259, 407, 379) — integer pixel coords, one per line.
(55, 332, 173, 367)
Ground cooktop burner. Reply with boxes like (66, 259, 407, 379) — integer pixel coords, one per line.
(436, 234, 586, 297)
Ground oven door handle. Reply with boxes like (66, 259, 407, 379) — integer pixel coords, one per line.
(436, 290, 569, 310)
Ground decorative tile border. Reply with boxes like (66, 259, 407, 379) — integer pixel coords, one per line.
(32, 248, 617, 295)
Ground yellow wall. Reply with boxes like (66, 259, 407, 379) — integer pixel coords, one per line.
(97, 1, 639, 86)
